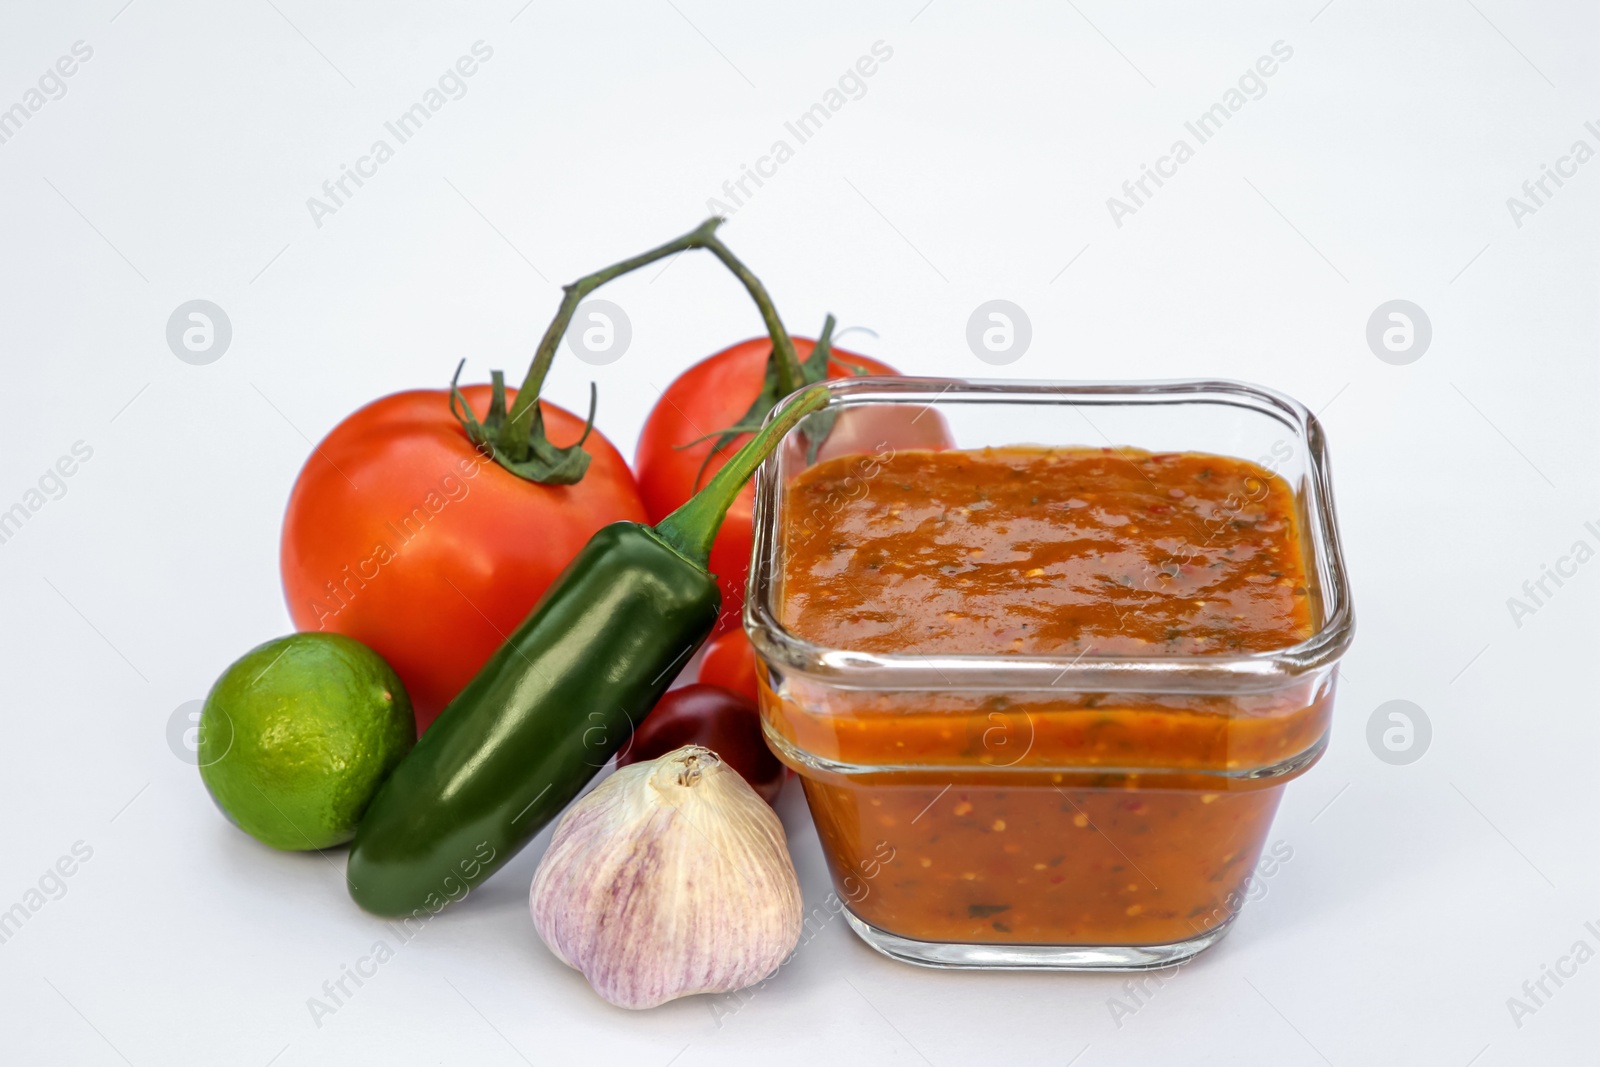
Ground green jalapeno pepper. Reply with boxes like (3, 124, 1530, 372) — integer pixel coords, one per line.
(345, 386, 827, 918)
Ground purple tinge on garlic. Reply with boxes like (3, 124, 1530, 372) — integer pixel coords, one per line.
(529, 745, 803, 1009)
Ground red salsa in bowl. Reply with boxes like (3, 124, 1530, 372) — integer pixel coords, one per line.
(747, 379, 1352, 969)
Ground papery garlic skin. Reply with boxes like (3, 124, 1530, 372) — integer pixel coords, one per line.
(530, 745, 803, 1009)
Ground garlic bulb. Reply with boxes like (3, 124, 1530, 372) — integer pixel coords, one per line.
(530, 745, 803, 1009)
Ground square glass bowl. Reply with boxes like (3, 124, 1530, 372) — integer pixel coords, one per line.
(744, 377, 1354, 970)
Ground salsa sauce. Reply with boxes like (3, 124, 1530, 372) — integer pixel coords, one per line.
(783, 446, 1313, 657)
(771, 446, 1323, 947)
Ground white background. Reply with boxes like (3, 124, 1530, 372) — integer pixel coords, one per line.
(1, 1, 1596, 1064)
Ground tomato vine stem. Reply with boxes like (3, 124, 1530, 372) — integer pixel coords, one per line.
(496, 217, 804, 472)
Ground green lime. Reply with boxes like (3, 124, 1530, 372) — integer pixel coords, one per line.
(198, 633, 415, 850)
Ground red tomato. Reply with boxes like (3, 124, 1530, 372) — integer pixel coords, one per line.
(619, 685, 785, 804)
(699, 628, 758, 703)
(637, 337, 952, 632)
(280, 385, 646, 733)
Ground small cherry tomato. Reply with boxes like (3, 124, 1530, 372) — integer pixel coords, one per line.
(699, 628, 759, 703)
(619, 685, 784, 804)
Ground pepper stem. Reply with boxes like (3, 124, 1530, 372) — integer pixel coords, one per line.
(654, 386, 829, 568)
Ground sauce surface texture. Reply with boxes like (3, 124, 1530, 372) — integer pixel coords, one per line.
(783, 446, 1313, 656)
(771, 446, 1323, 948)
